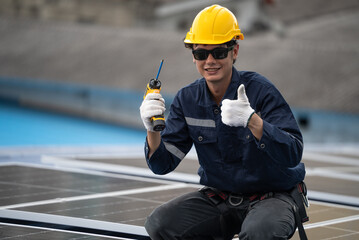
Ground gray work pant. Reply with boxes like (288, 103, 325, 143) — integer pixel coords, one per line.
(145, 190, 296, 240)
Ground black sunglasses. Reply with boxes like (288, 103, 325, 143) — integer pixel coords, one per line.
(192, 46, 234, 60)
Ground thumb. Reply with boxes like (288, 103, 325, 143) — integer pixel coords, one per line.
(237, 84, 248, 102)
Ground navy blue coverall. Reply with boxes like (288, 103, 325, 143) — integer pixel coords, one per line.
(144, 67, 305, 239)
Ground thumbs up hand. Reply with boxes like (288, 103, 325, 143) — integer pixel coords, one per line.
(221, 84, 255, 127)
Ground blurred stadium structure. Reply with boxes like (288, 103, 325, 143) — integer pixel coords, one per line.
(0, 0, 358, 143)
(0, 0, 358, 31)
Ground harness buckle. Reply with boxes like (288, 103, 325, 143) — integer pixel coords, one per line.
(228, 194, 243, 206)
(298, 182, 310, 208)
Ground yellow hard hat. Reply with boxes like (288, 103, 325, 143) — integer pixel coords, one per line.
(184, 5, 244, 45)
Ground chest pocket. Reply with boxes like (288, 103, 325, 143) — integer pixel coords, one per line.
(189, 126, 217, 144)
(218, 125, 255, 163)
(188, 126, 222, 168)
(185, 116, 217, 144)
(220, 124, 254, 142)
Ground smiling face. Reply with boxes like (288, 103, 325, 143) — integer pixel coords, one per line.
(193, 43, 239, 86)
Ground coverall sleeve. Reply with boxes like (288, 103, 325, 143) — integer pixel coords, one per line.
(254, 86, 303, 168)
(145, 93, 193, 175)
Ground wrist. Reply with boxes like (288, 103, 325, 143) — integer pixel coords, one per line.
(147, 131, 161, 158)
(247, 113, 263, 140)
(246, 110, 256, 128)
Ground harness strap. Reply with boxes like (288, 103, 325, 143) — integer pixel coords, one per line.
(291, 182, 309, 240)
(200, 187, 232, 239)
(275, 194, 308, 240)
(296, 182, 310, 222)
(202, 188, 229, 212)
(200, 184, 309, 240)
(275, 182, 309, 240)
(294, 204, 308, 240)
(200, 187, 272, 239)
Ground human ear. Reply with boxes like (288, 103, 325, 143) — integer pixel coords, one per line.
(233, 44, 239, 59)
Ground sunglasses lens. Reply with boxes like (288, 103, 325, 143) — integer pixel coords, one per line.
(193, 50, 208, 60)
(192, 46, 233, 60)
(212, 48, 228, 59)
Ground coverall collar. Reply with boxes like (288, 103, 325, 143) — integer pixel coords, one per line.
(200, 67, 242, 107)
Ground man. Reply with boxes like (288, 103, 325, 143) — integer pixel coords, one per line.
(140, 4, 307, 240)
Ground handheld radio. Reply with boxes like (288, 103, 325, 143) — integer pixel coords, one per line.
(144, 59, 166, 131)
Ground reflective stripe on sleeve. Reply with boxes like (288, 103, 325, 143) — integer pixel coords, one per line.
(163, 142, 186, 160)
(185, 117, 216, 128)
(288, 133, 303, 148)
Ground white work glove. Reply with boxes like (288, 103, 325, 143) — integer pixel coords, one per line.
(221, 84, 255, 127)
(140, 93, 166, 132)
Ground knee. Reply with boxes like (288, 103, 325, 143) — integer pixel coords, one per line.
(145, 207, 172, 240)
(145, 211, 163, 239)
(239, 220, 293, 240)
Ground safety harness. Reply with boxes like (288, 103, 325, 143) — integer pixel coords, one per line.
(200, 182, 309, 240)
(286, 182, 309, 240)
